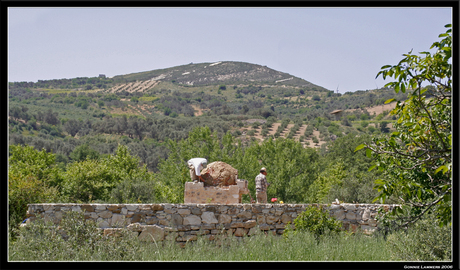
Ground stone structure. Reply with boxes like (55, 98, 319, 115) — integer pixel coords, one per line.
(184, 180, 249, 204)
(26, 203, 398, 244)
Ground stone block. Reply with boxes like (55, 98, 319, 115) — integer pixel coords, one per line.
(107, 205, 120, 211)
(201, 212, 218, 224)
(183, 215, 201, 225)
(159, 219, 169, 226)
(332, 209, 346, 220)
(191, 208, 202, 215)
(98, 210, 112, 219)
(97, 219, 110, 229)
(170, 214, 183, 226)
(259, 224, 270, 231)
(230, 222, 244, 228)
(362, 209, 370, 221)
(43, 204, 54, 212)
(329, 204, 341, 210)
(139, 225, 165, 242)
(202, 224, 215, 230)
(256, 214, 266, 224)
(71, 206, 81, 212)
(152, 204, 164, 211)
(275, 224, 285, 229)
(251, 206, 262, 214)
(346, 212, 357, 220)
(243, 220, 257, 229)
(132, 213, 145, 223)
(112, 214, 125, 227)
(266, 215, 279, 225)
(228, 208, 238, 215)
(343, 204, 356, 211)
(164, 208, 176, 214)
(95, 205, 107, 211)
(280, 214, 292, 224)
(234, 228, 247, 237)
(368, 218, 377, 226)
(145, 216, 159, 225)
(218, 214, 232, 224)
(237, 211, 252, 220)
(205, 205, 218, 212)
(127, 223, 143, 232)
(126, 204, 139, 211)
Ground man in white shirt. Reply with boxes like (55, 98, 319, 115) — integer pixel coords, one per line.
(187, 158, 207, 183)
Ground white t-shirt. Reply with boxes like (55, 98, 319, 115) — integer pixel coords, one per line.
(187, 158, 207, 176)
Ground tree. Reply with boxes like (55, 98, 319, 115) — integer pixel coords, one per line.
(356, 24, 452, 228)
(62, 144, 151, 202)
(63, 119, 82, 137)
(44, 109, 60, 126)
(8, 145, 62, 230)
(69, 144, 100, 162)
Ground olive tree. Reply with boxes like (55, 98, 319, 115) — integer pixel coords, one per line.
(356, 24, 452, 228)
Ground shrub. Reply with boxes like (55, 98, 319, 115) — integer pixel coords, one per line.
(284, 205, 342, 241)
(9, 211, 142, 261)
(386, 213, 452, 261)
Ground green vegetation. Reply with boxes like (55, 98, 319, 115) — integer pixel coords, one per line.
(9, 210, 450, 261)
(284, 205, 342, 241)
(8, 27, 451, 262)
(357, 24, 452, 228)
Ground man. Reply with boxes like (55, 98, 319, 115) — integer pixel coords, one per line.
(187, 158, 207, 183)
(255, 167, 270, 203)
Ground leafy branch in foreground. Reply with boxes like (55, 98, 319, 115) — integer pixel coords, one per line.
(355, 24, 452, 228)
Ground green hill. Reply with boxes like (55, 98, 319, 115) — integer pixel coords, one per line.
(8, 61, 409, 172)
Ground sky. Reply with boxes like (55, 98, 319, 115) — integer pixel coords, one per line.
(7, 7, 452, 93)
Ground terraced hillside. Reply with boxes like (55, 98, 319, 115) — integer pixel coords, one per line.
(110, 61, 325, 89)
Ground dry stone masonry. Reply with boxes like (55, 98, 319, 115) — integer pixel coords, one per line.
(26, 203, 398, 244)
(184, 180, 249, 204)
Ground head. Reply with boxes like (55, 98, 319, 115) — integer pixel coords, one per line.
(260, 167, 267, 175)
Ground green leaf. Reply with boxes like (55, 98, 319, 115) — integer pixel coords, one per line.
(366, 148, 372, 158)
(368, 164, 377, 172)
(400, 83, 406, 93)
(354, 144, 366, 152)
(385, 98, 396, 104)
(374, 179, 384, 185)
(435, 165, 448, 175)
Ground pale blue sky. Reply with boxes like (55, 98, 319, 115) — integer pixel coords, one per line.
(8, 7, 452, 93)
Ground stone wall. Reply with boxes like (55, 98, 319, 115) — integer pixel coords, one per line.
(26, 203, 399, 244)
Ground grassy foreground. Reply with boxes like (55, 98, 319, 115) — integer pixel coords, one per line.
(8, 211, 451, 262)
(9, 229, 390, 262)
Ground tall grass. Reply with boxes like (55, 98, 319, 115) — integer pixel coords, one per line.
(9, 212, 391, 262)
(9, 211, 450, 262)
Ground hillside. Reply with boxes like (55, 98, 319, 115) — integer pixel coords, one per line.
(110, 61, 325, 89)
(8, 61, 408, 171)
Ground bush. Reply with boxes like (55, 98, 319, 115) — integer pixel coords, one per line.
(284, 205, 342, 241)
(9, 211, 142, 261)
(386, 213, 452, 261)
(8, 144, 63, 234)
